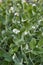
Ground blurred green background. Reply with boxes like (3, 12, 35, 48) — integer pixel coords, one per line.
(0, 0, 43, 65)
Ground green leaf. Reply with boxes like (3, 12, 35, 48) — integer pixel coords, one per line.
(38, 38, 43, 48)
(12, 53, 23, 65)
(0, 48, 12, 62)
(29, 38, 36, 50)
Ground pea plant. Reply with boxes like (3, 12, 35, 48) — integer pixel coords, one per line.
(0, 0, 43, 65)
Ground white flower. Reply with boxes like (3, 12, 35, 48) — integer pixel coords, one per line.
(24, 31, 31, 35)
(24, 31, 28, 35)
(12, 53, 16, 60)
(22, 18, 27, 22)
(14, 12, 19, 16)
(17, 3, 20, 6)
(9, 7, 14, 13)
(32, 4, 36, 6)
(36, 45, 38, 48)
(26, 44, 28, 50)
(22, 0, 26, 3)
(10, 7, 14, 11)
(32, 26, 35, 29)
(13, 29, 20, 34)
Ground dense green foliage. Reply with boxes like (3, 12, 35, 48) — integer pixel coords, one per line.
(0, 0, 43, 65)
